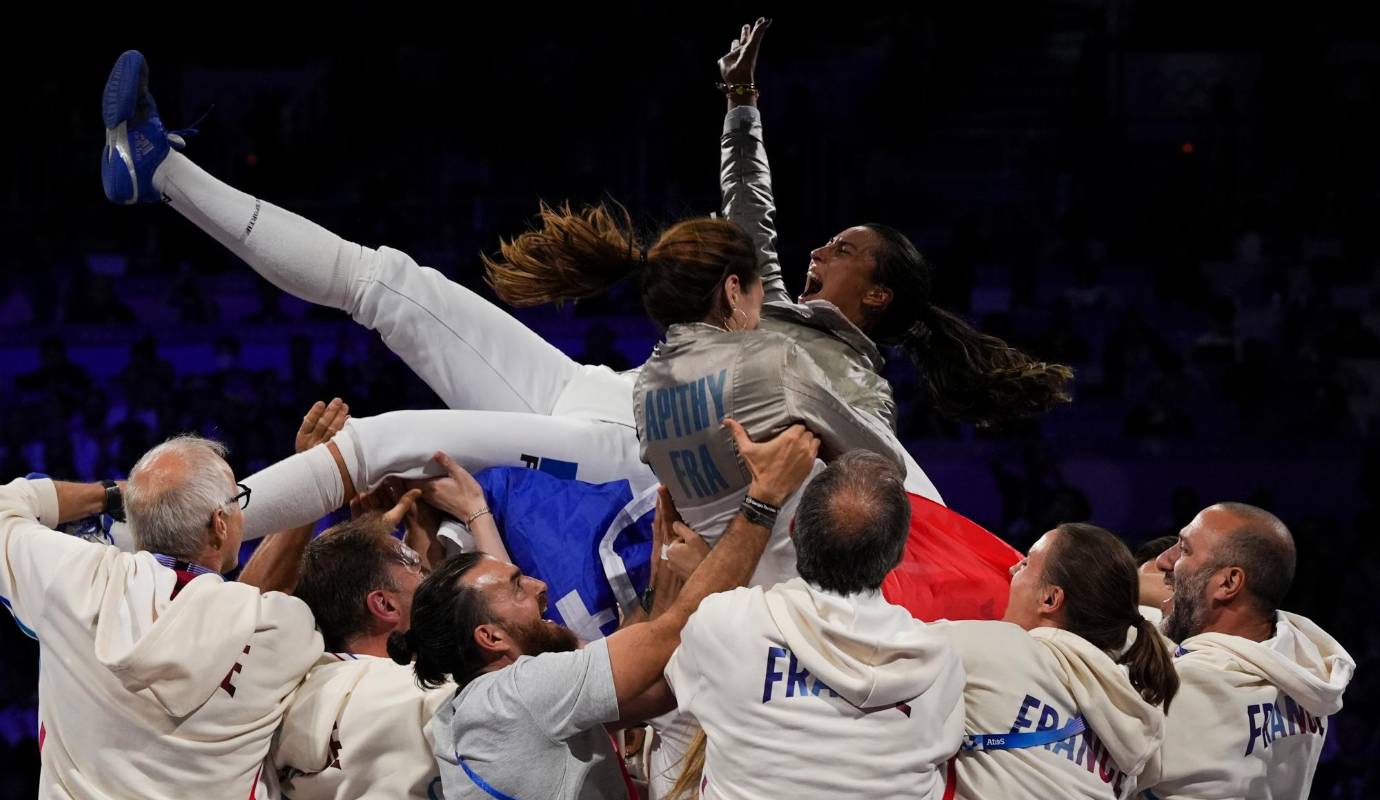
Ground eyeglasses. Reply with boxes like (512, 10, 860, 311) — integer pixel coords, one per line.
(227, 483, 252, 510)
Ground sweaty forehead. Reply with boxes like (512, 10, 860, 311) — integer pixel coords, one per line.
(461, 558, 518, 591)
(1029, 528, 1060, 559)
(837, 226, 880, 250)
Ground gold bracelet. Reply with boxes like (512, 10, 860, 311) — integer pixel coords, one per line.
(465, 508, 492, 526)
(715, 82, 759, 98)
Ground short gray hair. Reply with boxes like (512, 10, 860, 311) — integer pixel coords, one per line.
(125, 435, 233, 560)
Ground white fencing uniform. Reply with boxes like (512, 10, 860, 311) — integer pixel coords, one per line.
(635, 323, 907, 589)
(1136, 611, 1353, 800)
(934, 620, 1166, 800)
(240, 378, 649, 542)
(0, 477, 323, 799)
(273, 653, 454, 800)
(156, 153, 649, 542)
(664, 578, 965, 799)
(154, 152, 942, 545)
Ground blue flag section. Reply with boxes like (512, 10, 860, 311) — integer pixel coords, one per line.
(476, 467, 657, 641)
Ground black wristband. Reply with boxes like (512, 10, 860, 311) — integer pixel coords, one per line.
(742, 494, 780, 516)
(739, 494, 779, 528)
(101, 479, 126, 523)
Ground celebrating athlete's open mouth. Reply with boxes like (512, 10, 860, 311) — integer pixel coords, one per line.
(800, 269, 824, 302)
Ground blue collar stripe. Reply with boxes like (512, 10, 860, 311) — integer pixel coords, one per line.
(152, 554, 217, 578)
(962, 715, 1087, 752)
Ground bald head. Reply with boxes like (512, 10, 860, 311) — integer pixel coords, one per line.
(131, 446, 201, 495)
(793, 450, 910, 595)
(125, 435, 236, 563)
(1210, 502, 1296, 616)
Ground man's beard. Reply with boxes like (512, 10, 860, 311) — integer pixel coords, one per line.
(511, 617, 580, 656)
(1162, 564, 1214, 643)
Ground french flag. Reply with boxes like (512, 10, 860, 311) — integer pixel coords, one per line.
(883, 493, 1019, 622)
(474, 469, 1017, 640)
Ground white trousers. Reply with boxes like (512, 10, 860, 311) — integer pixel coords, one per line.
(154, 153, 653, 539)
(149, 152, 940, 541)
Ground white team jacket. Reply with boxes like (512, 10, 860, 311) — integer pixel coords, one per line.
(273, 653, 454, 800)
(936, 620, 1167, 800)
(665, 579, 965, 799)
(1137, 611, 1354, 799)
(0, 477, 323, 799)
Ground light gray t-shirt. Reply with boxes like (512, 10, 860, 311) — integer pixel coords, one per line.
(427, 637, 625, 799)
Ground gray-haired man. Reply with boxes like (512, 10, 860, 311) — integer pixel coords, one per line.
(0, 435, 322, 798)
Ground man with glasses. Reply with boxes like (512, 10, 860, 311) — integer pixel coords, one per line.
(0, 434, 324, 799)
(266, 511, 451, 800)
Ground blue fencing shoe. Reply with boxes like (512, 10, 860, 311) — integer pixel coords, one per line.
(101, 50, 191, 205)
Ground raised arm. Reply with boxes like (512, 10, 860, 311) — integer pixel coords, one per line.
(408, 451, 514, 565)
(603, 419, 819, 721)
(52, 480, 111, 523)
(238, 399, 349, 592)
(718, 18, 788, 304)
(0, 476, 108, 638)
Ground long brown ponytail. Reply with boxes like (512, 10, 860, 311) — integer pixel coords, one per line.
(1121, 614, 1180, 710)
(1044, 523, 1180, 709)
(483, 200, 758, 330)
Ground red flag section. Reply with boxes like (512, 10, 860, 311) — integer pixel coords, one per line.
(882, 493, 1020, 622)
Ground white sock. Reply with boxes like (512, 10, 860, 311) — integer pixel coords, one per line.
(240, 431, 360, 541)
(153, 151, 363, 311)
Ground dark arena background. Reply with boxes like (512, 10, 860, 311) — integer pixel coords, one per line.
(2, 3, 1377, 796)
